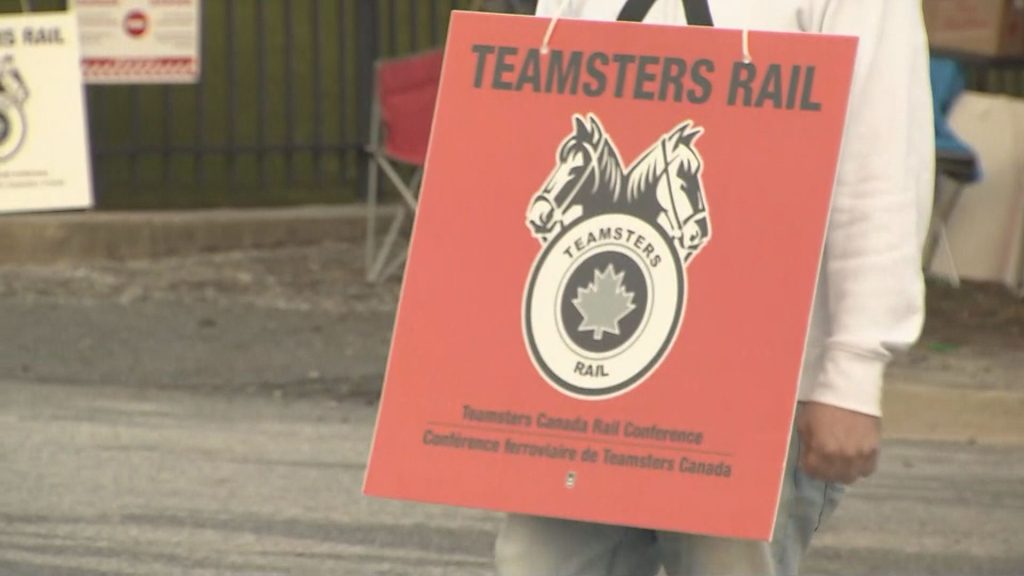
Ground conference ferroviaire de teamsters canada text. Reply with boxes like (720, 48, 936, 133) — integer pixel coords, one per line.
(421, 404, 732, 478)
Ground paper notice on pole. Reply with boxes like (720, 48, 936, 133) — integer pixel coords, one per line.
(75, 0, 202, 84)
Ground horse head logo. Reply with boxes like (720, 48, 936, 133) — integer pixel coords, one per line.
(647, 122, 710, 263)
(0, 56, 28, 105)
(526, 114, 625, 243)
(527, 114, 711, 263)
(523, 113, 713, 399)
(0, 55, 29, 162)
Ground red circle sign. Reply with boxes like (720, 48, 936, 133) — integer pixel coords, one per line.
(124, 10, 149, 38)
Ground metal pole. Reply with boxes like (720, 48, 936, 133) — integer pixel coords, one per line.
(226, 0, 238, 189)
(313, 0, 324, 185)
(388, 0, 397, 55)
(256, 0, 268, 188)
(339, 0, 351, 180)
(284, 0, 296, 185)
(194, 1, 207, 186)
(355, 0, 379, 198)
(161, 86, 172, 186)
(132, 87, 143, 191)
(410, 0, 419, 50)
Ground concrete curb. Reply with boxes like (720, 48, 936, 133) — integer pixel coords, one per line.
(0, 205, 392, 265)
(883, 382, 1024, 446)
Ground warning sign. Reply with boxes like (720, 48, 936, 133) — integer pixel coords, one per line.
(75, 0, 202, 84)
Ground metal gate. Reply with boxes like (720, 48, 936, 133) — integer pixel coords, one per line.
(83, 0, 476, 209)
(2, 1, 1022, 209)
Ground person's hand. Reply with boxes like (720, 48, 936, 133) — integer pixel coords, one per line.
(796, 402, 880, 484)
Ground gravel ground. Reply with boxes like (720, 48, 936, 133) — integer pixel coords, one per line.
(0, 242, 1020, 575)
(0, 242, 1019, 397)
(2, 242, 1018, 339)
(0, 243, 400, 316)
(0, 244, 399, 399)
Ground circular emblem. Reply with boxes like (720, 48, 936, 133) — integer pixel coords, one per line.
(524, 214, 685, 399)
(0, 96, 26, 162)
(125, 11, 149, 38)
(0, 110, 10, 142)
(523, 114, 710, 400)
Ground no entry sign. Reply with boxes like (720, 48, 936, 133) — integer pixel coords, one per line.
(365, 11, 856, 541)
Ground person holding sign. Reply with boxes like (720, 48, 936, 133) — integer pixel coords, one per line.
(495, 1, 934, 575)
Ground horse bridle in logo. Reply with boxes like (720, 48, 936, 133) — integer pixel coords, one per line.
(522, 114, 711, 399)
(0, 55, 28, 162)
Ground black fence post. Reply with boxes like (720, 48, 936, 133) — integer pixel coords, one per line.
(355, 0, 380, 199)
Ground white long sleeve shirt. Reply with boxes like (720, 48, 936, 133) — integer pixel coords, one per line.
(534, 0, 935, 416)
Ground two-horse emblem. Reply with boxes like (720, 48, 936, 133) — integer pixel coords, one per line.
(522, 114, 712, 399)
(0, 55, 28, 162)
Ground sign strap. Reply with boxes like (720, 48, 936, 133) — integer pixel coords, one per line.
(541, 0, 572, 54)
(544, 0, 739, 59)
(681, 0, 714, 27)
(617, 0, 715, 26)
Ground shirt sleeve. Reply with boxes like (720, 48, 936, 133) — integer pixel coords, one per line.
(806, 0, 935, 416)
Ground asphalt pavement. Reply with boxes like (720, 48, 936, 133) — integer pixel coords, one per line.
(0, 241, 1020, 575)
(0, 380, 1021, 576)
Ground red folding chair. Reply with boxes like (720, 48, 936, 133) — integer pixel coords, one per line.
(365, 49, 443, 282)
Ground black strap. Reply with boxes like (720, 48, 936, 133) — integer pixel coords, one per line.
(617, 0, 657, 21)
(682, 0, 714, 27)
(617, 0, 714, 27)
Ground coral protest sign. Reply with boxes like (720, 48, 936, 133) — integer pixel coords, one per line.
(365, 11, 856, 541)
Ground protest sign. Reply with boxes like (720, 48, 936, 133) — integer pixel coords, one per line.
(365, 11, 856, 541)
(0, 11, 92, 215)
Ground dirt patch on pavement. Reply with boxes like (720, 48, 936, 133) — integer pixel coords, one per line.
(888, 279, 1024, 394)
(0, 244, 1018, 395)
(0, 243, 401, 315)
(921, 280, 1024, 349)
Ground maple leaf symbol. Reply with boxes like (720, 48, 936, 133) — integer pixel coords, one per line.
(572, 264, 637, 341)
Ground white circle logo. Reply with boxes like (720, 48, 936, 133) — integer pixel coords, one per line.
(524, 215, 684, 398)
(522, 114, 711, 400)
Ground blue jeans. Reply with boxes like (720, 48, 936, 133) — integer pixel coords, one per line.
(495, 413, 845, 576)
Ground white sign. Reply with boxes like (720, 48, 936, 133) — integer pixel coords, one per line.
(0, 11, 93, 215)
(75, 0, 202, 84)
